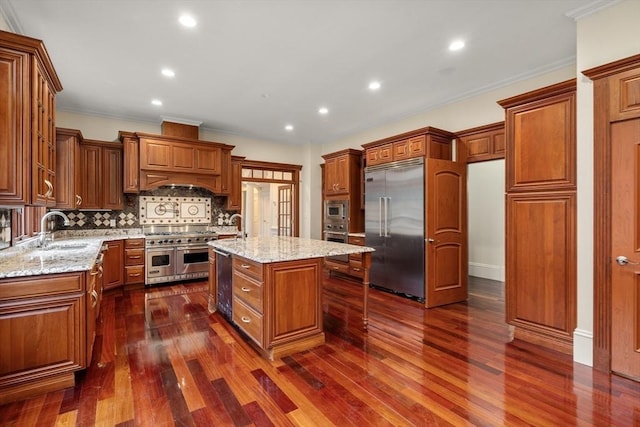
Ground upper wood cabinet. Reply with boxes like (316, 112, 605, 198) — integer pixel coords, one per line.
(456, 122, 505, 163)
(78, 139, 123, 210)
(119, 131, 140, 194)
(118, 132, 234, 194)
(362, 127, 455, 167)
(226, 156, 244, 211)
(0, 30, 62, 206)
(322, 149, 362, 196)
(498, 79, 577, 355)
(499, 80, 576, 193)
(55, 128, 83, 209)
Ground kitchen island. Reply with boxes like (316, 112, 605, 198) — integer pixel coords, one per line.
(208, 236, 374, 360)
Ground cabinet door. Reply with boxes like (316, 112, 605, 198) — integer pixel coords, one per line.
(324, 157, 338, 194)
(31, 63, 57, 207)
(227, 157, 243, 210)
(0, 48, 29, 205)
(102, 146, 123, 210)
(0, 293, 85, 382)
(78, 144, 102, 209)
(102, 240, 124, 290)
(55, 128, 82, 209)
(122, 135, 139, 193)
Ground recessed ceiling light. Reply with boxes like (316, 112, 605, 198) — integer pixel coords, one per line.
(151, 99, 163, 106)
(449, 40, 465, 51)
(368, 81, 381, 91)
(285, 124, 294, 131)
(179, 15, 197, 28)
(318, 107, 329, 115)
(161, 68, 175, 77)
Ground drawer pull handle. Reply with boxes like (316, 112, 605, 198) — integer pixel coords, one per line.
(241, 287, 251, 292)
(130, 273, 141, 277)
(241, 316, 251, 323)
(352, 268, 361, 271)
(129, 255, 141, 259)
(241, 264, 251, 269)
(333, 267, 340, 270)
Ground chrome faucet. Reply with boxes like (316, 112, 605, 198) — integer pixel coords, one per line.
(229, 213, 244, 240)
(39, 211, 71, 247)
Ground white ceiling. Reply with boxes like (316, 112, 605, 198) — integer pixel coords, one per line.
(1, 0, 604, 145)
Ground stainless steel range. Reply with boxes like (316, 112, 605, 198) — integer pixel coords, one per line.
(140, 196, 217, 286)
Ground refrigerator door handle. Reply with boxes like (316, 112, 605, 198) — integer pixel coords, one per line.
(378, 197, 383, 237)
(384, 197, 389, 237)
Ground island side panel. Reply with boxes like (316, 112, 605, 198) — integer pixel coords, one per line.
(362, 251, 371, 330)
(266, 258, 324, 347)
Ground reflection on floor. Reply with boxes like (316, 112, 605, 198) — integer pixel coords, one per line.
(1, 275, 639, 426)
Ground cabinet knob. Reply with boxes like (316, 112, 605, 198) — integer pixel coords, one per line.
(241, 287, 251, 292)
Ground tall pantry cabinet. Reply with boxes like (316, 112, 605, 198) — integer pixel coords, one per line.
(498, 79, 577, 354)
(0, 30, 62, 206)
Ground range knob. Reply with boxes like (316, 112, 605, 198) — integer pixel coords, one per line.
(187, 238, 192, 243)
(176, 239, 182, 243)
(168, 239, 174, 244)
(326, 224, 332, 229)
(149, 241, 155, 245)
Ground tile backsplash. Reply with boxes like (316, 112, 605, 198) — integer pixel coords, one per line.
(57, 187, 239, 230)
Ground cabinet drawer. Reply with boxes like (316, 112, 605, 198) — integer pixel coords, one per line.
(348, 235, 365, 246)
(325, 259, 350, 275)
(233, 256, 264, 281)
(124, 248, 145, 266)
(125, 238, 145, 249)
(349, 260, 364, 278)
(233, 272, 263, 313)
(0, 272, 84, 301)
(233, 297, 263, 347)
(125, 266, 145, 284)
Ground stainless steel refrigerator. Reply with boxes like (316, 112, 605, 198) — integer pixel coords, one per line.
(365, 158, 424, 299)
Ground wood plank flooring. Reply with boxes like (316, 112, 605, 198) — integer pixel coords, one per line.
(1, 274, 639, 426)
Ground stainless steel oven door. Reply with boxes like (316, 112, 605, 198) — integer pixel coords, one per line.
(146, 247, 175, 284)
(176, 246, 209, 275)
(324, 231, 349, 262)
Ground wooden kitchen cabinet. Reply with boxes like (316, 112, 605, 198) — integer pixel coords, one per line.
(363, 127, 454, 166)
(119, 131, 140, 193)
(0, 30, 62, 206)
(232, 256, 324, 360)
(140, 135, 222, 174)
(55, 128, 83, 209)
(226, 156, 245, 210)
(0, 271, 95, 404)
(498, 79, 576, 354)
(456, 122, 505, 163)
(124, 238, 145, 285)
(323, 149, 362, 196)
(102, 240, 124, 290)
(78, 140, 123, 210)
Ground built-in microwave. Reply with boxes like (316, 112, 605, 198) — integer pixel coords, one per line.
(325, 200, 348, 221)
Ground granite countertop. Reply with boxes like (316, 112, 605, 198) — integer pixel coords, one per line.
(0, 229, 145, 280)
(208, 236, 374, 264)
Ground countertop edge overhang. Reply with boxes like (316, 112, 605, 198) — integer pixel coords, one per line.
(208, 236, 374, 264)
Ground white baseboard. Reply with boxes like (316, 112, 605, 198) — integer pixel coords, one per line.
(468, 262, 505, 282)
(573, 328, 593, 367)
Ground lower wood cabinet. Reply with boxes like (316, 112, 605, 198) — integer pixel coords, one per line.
(231, 256, 324, 360)
(0, 268, 102, 404)
(124, 238, 145, 285)
(102, 240, 124, 290)
(324, 234, 365, 279)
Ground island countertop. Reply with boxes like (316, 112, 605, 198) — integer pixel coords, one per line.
(208, 236, 374, 263)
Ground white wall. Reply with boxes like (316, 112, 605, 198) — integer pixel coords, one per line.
(572, 0, 640, 366)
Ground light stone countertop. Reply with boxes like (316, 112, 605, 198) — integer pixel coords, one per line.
(208, 236, 374, 264)
(0, 229, 145, 279)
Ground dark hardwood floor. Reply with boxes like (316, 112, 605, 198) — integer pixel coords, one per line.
(1, 274, 639, 426)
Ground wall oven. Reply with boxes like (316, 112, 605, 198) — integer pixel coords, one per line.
(146, 247, 175, 284)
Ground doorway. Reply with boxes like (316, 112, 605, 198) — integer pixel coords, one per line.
(240, 160, 301, 237)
